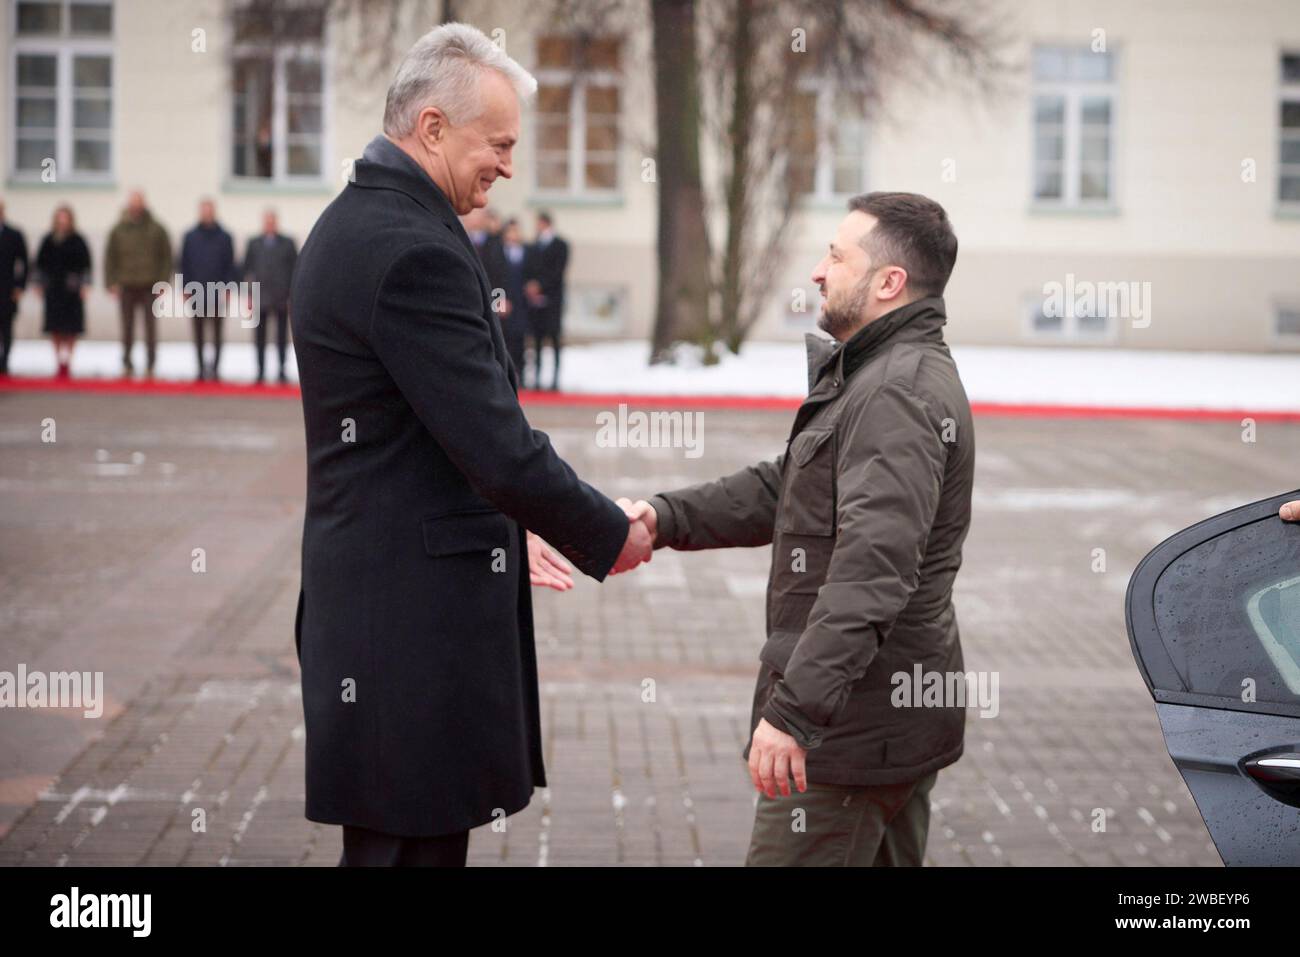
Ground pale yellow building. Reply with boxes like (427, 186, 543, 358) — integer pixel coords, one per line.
(2, 0, 1298, 350)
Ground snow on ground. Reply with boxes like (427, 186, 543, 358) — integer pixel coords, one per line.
(5, 337, 1298, 411)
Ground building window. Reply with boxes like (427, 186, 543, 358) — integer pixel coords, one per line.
(534, 35, 621, 194)
(1031, 45, 1115, 207)
(788, 78, 867, 201)
(1025, 294, 1113, 342)
(10, 0, 114, 181)
(1280, 53, 1300, 209)
(1276, 304, 1300, 340)
(566, 284, 627, 336)
(230, 3, 326, 183)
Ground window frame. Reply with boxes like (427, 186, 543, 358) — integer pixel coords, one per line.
(531, 36, 622, 198)
(1272, 301, 1300, 344)
(226, 5, 331, 187)
(1280, 50, 1300, 213)
(1022, 291, 1118, 344)
(1029, 44, 1118, 211)
(792, 74, 869, 204)
(9, 0, 115, 184)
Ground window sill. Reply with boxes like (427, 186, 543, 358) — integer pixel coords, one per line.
(5, 176, 116, 190)
(1274, 205, 1300, 220)
(797, 196, 858, 212)
(1027, 202, 1121, 217)
(222, 178, 337, 196)
(527, 192, 624, 208)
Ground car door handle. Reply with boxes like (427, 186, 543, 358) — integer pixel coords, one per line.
(1243, 752, 1300, 807)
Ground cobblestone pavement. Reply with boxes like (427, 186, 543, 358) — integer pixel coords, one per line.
(1, 390, 1297, 866)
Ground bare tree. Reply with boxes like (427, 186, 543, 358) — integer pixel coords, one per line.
(700, 0, 1010, 355)
(650, 0, 714, 361)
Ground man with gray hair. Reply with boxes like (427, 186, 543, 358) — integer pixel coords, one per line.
(291, 22, 652, 867)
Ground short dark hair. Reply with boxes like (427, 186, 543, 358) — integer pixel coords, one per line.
(536, 210, 554, 227)
(847, 191, 958, 298)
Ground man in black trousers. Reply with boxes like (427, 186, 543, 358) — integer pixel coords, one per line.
(0, 199, 29, 375)
(242, 208, 298, 384)
(524, 210, 568, 390)
(290, 22, 653, 867)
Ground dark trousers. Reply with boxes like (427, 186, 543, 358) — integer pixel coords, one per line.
(0, 303, 13, 373)
(193, 314, 224, 378)
(339, 825, 469, 867)
(119, 286, 158, 372)
(254, 305, 289, 380)
(745, 771, 938, 867)
(531, 327, 561, 390)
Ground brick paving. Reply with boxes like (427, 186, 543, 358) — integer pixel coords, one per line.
(1, 389, 1297, 866)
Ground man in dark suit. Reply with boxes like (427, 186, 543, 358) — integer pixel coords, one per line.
(242, 208, 298, 384)
(0, 199, 29, 375)
(524, 210, 568, 390)
(290, 22, 653, 867)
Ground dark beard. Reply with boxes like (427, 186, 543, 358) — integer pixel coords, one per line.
(816, 273, 873, 339)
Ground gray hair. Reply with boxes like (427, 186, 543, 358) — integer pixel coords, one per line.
(383, 22, 537, 136)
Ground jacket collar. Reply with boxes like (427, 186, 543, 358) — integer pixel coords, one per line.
(804, 296, 948, 391)
(355, 134, 474, 250)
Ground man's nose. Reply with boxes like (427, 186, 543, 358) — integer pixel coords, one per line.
(498, 150, 513, 180)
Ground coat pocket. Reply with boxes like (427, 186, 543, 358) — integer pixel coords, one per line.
(777, 427, 836, 536)
(421, 509, 512, 557)
(757, 629, 804, 675)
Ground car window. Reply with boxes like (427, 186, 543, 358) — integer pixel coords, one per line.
(1245, 574, 1300, 694)
(1153, 515, 1300, 706)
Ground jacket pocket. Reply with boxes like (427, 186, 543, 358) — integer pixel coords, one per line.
(421, 509, 512, 557)
(757, 629, 804, 675)
(777, 428, 835, 536)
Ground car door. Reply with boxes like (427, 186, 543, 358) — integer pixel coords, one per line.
(1126, 489, 1300, 865)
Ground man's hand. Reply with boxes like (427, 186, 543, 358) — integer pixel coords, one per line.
(610, 505, 653, 574)
(615, 498, 658, 546)
(748, 717, 807, 798)
(108, 284, 120, 297)
(1282, 500, 1299, 522)
(527, 530, 573, 591)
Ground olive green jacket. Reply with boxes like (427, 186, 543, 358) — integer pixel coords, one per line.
(650, 297, 975, 786)
(105, 210, 172, 288)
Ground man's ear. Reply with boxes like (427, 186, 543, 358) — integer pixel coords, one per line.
(417, 106, 448, 147)
(877, 265, 909, 302)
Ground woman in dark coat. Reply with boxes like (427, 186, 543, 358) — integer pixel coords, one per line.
(35, 204, 91, 378)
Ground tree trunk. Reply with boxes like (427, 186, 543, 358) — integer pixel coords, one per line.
(650, 0, 713, 363)
(719, 0, 754, 354)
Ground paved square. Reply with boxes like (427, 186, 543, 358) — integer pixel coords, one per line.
(1, 390, 1296, 865)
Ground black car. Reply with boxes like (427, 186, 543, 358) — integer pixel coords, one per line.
(1127, 489, 1300, 865)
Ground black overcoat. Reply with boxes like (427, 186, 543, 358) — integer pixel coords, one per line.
(290, 135, 629, 837)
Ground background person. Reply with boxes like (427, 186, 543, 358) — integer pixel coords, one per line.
(179, 198, 238, 382)
(0, 199, 29, 376)
(105, 191, 171, 378)
(242, 208, 298, 384)
(524, 210, 567, 390)
(33, 205, 91, 380)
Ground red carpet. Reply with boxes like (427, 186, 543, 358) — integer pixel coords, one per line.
(1, 374, 1298, 421)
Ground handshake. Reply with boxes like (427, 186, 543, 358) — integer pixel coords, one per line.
(611, 498, 658, 575)
(526, 498, 658, 591)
